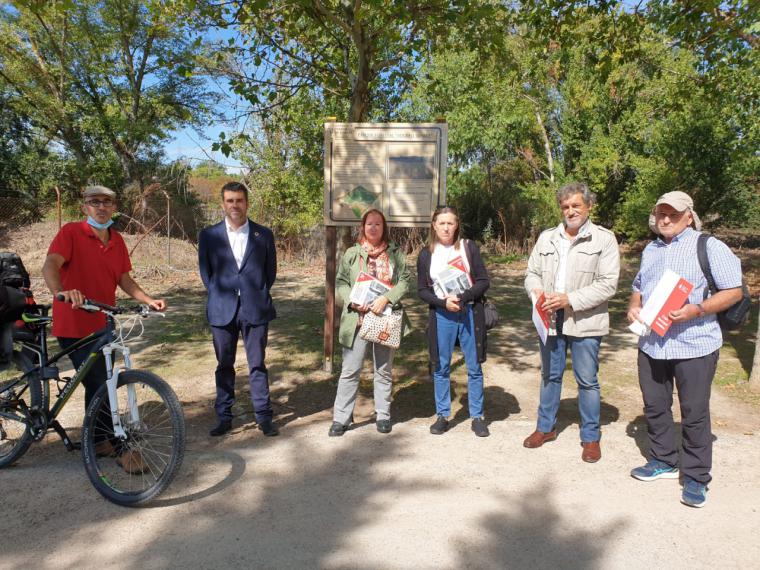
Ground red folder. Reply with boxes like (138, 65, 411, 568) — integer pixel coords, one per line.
(535, 293, 551, 329)
(650, 278, 694, 336)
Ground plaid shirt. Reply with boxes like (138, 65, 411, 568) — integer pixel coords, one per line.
(632, 227, 742, 360)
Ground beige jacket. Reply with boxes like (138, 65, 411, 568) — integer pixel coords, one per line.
(524, 221, 620, 337)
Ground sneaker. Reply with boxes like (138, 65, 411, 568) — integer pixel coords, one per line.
(471, 417, 489, 437)
(376, 419, 392, 434)
(681, 477, 707, 508)
(430, 415, 449, 435)
(328, 421, 347, 437)
(116, 449, 148, 474)
(630, 459, 680, 482)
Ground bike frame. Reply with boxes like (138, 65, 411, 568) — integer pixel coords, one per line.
(4, 306, 139, 443)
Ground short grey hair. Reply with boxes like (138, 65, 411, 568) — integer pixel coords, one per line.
(556, 182, 596, 207)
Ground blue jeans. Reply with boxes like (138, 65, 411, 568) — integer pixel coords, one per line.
(433, 305, 484, 418)
(537, 332, 602, 442)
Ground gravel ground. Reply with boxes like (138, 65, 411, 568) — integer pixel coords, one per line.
(2, 225, 759, 569)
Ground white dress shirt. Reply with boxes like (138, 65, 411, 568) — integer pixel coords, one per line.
(225, 219, 249, 270)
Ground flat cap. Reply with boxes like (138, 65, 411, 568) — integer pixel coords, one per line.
(83, 185, 116, 199)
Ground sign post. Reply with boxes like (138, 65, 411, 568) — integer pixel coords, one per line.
(323, 225, 337, 372)
(323, 122, 448, 372)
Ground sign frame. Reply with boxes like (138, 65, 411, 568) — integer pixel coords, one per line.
(323, 122, 448, 228)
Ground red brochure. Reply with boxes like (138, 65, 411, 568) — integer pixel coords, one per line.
(649, 277, 694, 337)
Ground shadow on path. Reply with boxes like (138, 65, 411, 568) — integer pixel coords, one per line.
(455, 482, 626, 569)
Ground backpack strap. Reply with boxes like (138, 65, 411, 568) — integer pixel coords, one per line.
(697, 233, 717, 300)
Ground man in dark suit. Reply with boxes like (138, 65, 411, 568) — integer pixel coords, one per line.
(198, 181, 278, 437)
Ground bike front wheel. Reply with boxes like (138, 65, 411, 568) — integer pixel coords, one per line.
(82, 369, 185, 506)
(0, 351, 37, 468)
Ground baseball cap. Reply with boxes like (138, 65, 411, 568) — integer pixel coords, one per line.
(83, 185, 117, 199)
(648, 190, 702, 234)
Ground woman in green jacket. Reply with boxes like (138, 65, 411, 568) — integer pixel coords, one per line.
(329, 209, 410, 436)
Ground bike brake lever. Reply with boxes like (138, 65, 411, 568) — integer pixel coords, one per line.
(138, 305, 165, 318)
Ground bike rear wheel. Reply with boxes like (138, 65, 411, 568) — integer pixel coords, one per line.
(82, 369, 185, 506)
(0, 351, 37, 468)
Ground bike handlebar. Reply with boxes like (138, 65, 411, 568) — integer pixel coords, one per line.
(55, 294, 162, 317)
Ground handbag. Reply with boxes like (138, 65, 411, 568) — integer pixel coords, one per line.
(483, 297, 499, 330)
(359, 309, 403, 349)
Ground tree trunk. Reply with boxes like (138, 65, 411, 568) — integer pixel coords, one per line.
(749, 296, 760, 390)
(347, 16, 371, 122)
(535, 110, 554, 183)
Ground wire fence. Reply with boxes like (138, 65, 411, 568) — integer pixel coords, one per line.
(0, 197, 39, 234)
(0, 194, 211, 272)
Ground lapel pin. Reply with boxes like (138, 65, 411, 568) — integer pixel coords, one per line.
(254, 231, 260, 236)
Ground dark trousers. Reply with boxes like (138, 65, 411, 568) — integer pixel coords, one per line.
(637, 349, 718, 484)
(58, 336, 111, 442)
(211, 305, 272, 424)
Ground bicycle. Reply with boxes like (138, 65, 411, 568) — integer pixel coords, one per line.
(0, 296, 185, 506)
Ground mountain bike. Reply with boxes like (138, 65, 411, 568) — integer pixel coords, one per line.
(0, 297, 185, 506)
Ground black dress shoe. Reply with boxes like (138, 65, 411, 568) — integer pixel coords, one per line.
(209, 420, 232, 437)
(259, 420, 279, 436)
(328, 421, 347, 437)
(376, 419, 392, 434)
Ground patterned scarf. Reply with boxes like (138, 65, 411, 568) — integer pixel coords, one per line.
(359, 239, 392, 284)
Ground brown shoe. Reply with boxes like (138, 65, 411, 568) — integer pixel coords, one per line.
(581, 441, 601, 463)
(523, 429, 557, 448)
(116, 449, 148, 474)
(94, 440, 116, 457)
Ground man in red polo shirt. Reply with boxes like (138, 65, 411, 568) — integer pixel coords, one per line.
(42, 185, 165, 472)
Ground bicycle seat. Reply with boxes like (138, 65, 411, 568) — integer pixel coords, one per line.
(21, 312, 52, 326)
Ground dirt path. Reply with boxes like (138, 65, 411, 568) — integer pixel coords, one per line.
(2, 264, 759, 569)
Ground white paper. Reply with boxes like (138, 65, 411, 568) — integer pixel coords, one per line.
(628, 320, 649, 337)
(628, 269, 683, 337)
(433, 268, 471, 297)
(349, 272, 391, 307)
(531, 293, 549, 345)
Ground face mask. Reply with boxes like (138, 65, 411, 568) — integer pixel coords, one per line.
(87, 215, 114, 230)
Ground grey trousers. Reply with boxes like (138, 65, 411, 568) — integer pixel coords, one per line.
(333, 331, 395, 424)
(638, 349, 718, 484)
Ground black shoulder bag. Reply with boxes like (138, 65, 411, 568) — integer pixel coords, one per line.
(696, 234, 751, 330)
(462, 239, 500, 330)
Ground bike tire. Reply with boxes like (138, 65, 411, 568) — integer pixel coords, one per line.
(0, 351, 37, 468)
(81, 369, 185, 507)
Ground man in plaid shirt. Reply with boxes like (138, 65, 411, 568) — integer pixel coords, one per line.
(627, 191, 743, 508)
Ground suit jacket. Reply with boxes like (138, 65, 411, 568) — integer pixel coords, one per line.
(198, 219, 277, 327)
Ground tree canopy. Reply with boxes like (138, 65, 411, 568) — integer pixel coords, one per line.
(0, 0, 214, 199)
(0, 0, 757, 242)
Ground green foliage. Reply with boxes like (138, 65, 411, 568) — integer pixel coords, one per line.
(405, 5, 758, 244)
(201, 1, 498, 123)
(230, 90, 330, 245)
(0, 0, 213, 197)
(0, 90, 61, 216)
(2, 1, 757, 244)
(191, 159, 228, 179)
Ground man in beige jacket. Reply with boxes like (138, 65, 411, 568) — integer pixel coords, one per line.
(523, 182, 620, 462)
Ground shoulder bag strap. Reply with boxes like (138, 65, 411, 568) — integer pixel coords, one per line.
(697, 233, 717, 299)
